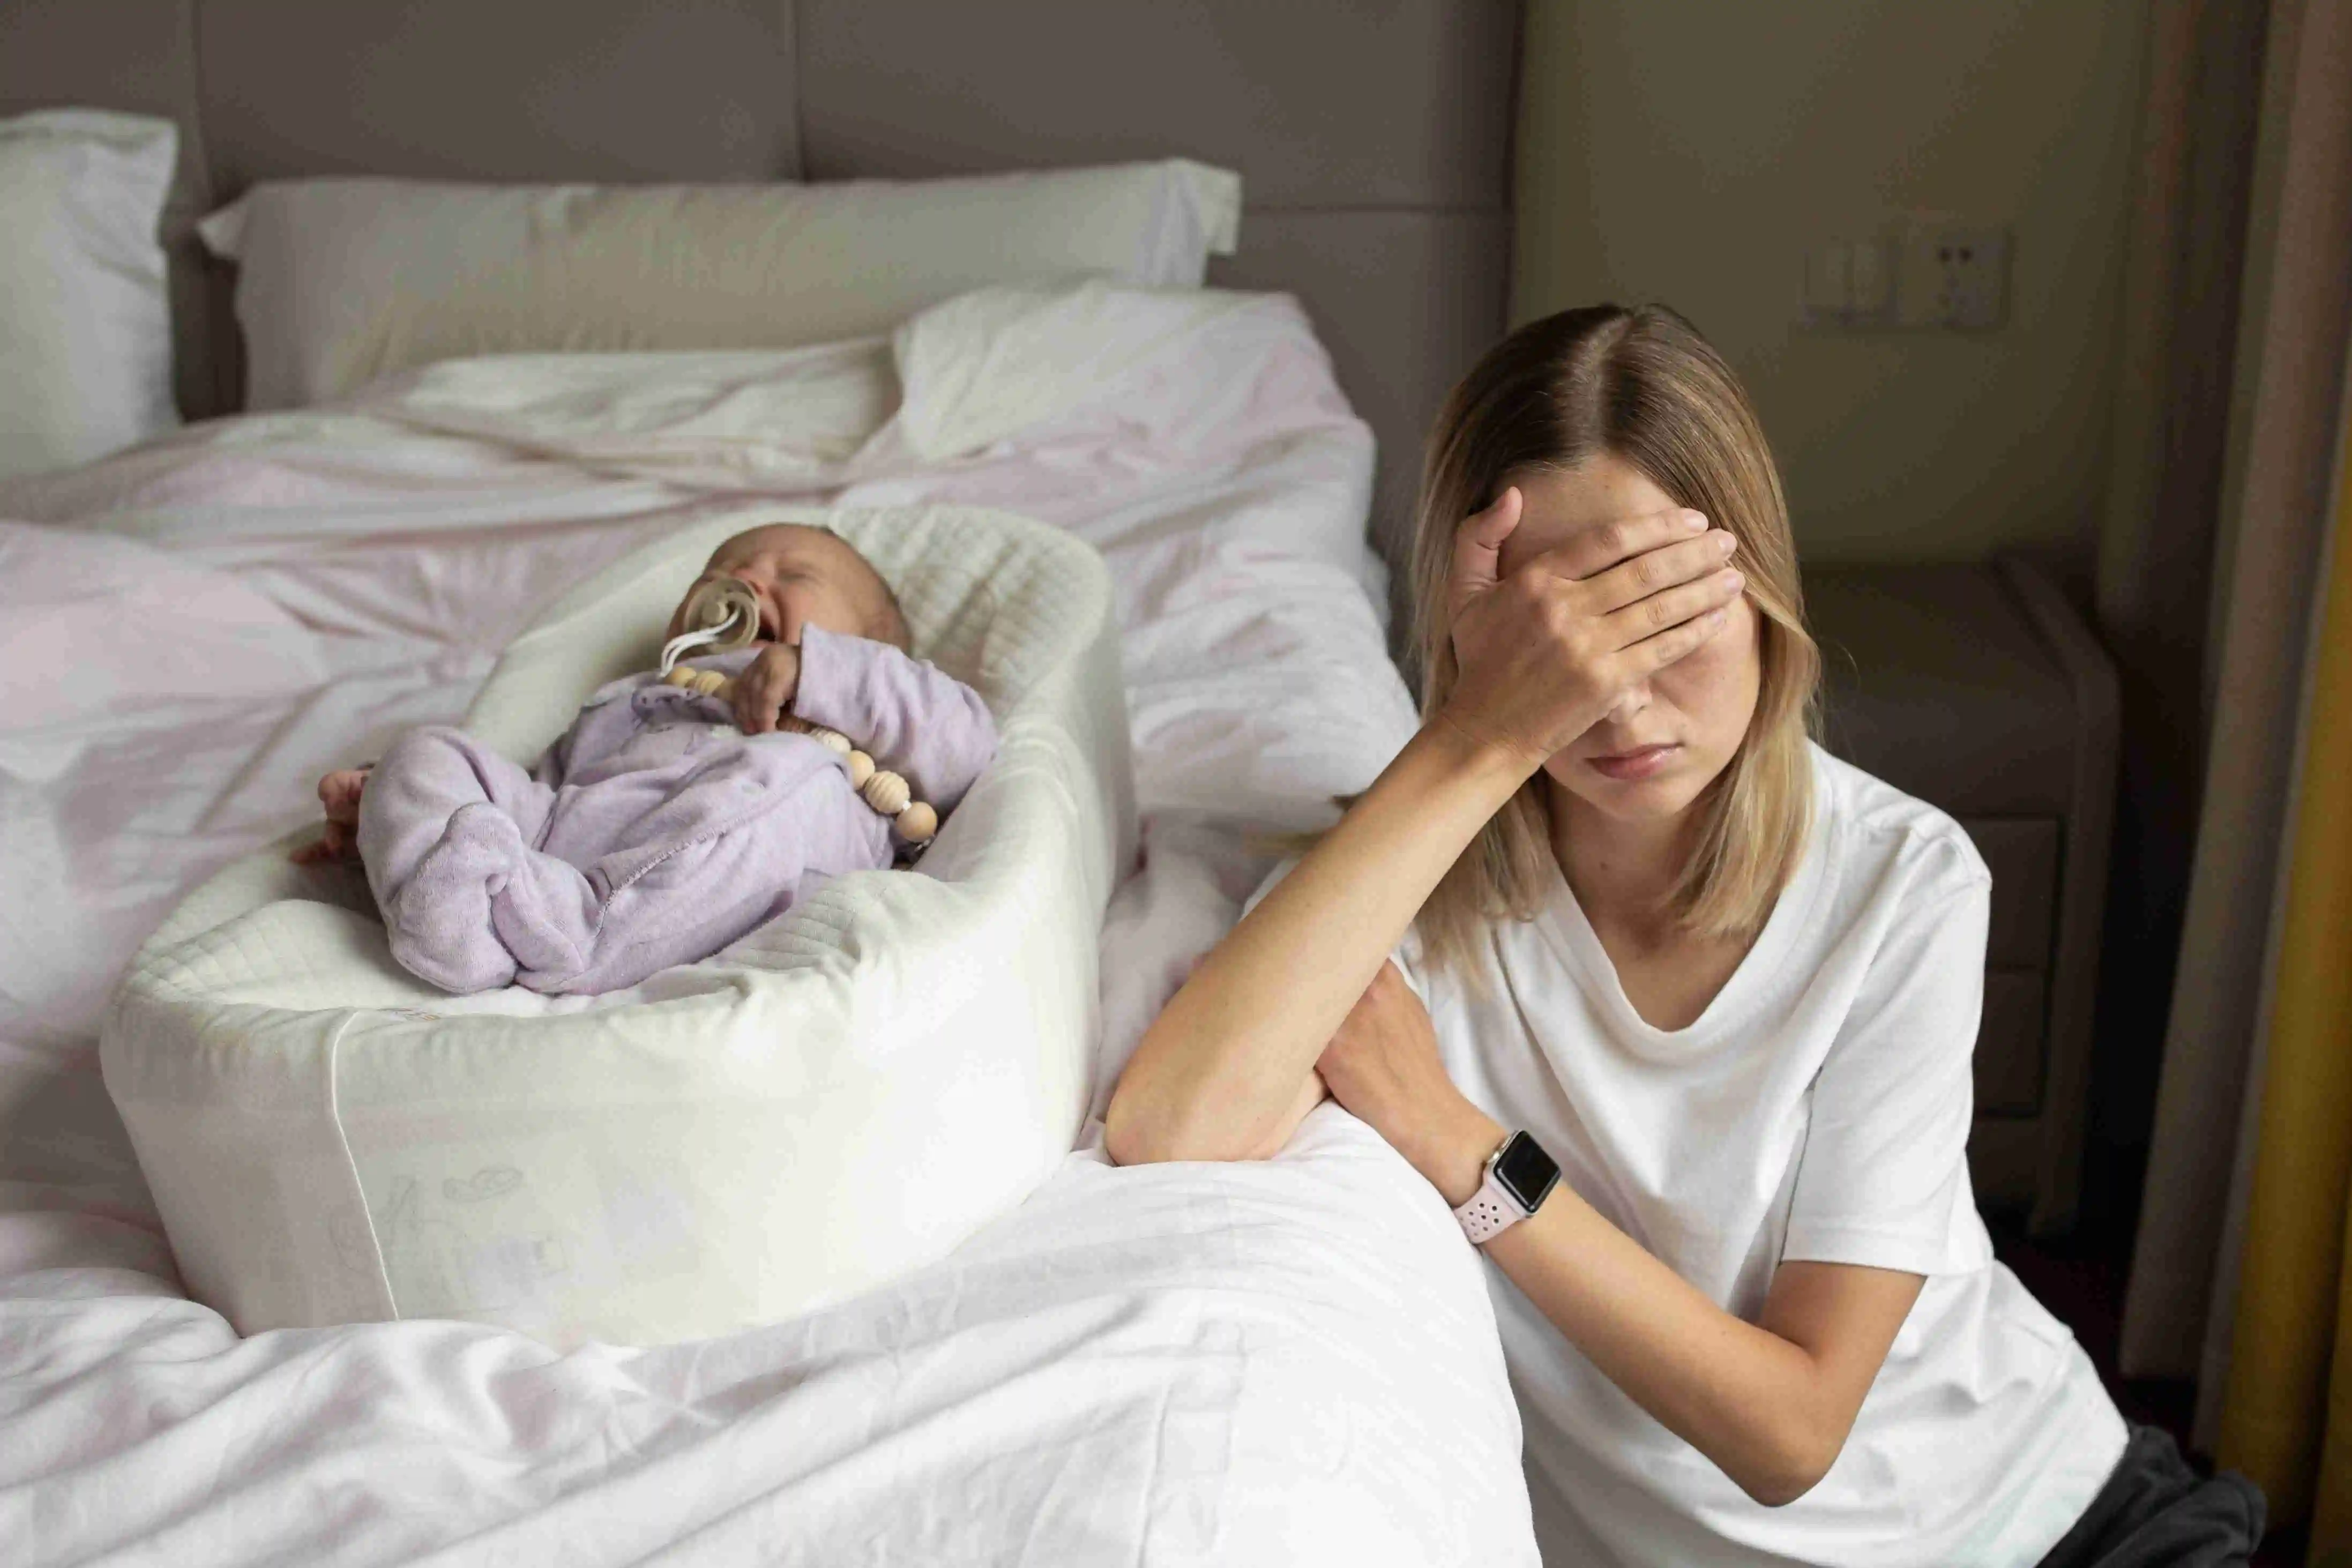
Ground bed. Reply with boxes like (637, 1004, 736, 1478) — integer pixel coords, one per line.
(0, 3, 1539, 1563)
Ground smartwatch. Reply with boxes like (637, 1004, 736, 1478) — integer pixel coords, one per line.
(1452, 1130, 1562, 1245)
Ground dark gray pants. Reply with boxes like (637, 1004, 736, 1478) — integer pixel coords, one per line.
(2035, 1425, 2266, 1568)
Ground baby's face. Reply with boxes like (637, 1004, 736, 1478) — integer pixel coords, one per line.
(673, 525, 904, 649)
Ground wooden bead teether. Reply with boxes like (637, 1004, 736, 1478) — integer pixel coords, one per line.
(861, 771, 910, 816)
(657, 664, 940, 843)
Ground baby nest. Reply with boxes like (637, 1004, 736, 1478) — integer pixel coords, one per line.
(100, 504, 1133, 1347)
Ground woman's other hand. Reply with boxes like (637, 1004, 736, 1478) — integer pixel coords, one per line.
(1319, 961, 1506, 1206)
(730, 643, 802, 734)
(1439, 486, 1745, 765)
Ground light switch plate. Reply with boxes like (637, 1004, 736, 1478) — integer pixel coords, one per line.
(1806, 220, 2009, 331)
(1804, 243, 1852, 322)
(1848, 237, 1891, 315)
(1803, 238, 1895, 327)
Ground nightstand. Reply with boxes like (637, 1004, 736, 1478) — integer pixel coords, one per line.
(1804, 559, 2119, 1235)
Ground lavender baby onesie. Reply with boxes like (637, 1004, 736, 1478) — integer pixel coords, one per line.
(356, 626, 998, 996)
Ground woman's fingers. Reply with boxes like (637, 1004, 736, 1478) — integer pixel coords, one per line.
(1573, 527, 1739, 616)
(1447, 486, 1524, 621)
(1529, 506, 1709, 583)
(1624, 599, 1733, 674)
(1319, 961, 1504, 1205)
(1602, 563, 1745, 648)
(1440, 501, 1744, 763)
(1319, 962, 1442, 1099)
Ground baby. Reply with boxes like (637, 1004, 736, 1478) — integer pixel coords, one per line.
(296, 524, 998, 996)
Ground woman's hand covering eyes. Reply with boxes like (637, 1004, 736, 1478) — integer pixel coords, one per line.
(1439, 488, 1745, 764)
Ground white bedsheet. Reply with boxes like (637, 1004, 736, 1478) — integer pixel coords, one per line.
(0, 286, 1534, 1564)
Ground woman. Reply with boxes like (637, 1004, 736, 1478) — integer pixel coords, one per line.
(1106, 307, 2263, 1565)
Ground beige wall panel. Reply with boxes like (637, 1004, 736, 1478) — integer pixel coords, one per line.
(1218, 211, 1514, 590)
(1513, 0, 2151, 571)
(796, 0, 1519, 210)
(195, 0, 802, 190)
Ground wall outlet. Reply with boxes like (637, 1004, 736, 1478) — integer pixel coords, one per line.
(1895, 222, 2010, 330)
(1808, 218, 2012, 332)
(1937, 226, 2009, 329)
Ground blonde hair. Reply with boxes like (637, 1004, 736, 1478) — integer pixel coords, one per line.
(1410, 304, 1819, 973)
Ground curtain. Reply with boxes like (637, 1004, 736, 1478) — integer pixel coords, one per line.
(2089, 0, 2271, 1250)
(2213, 382, 2352, 1550)
(2120, 0, 2352, 1412)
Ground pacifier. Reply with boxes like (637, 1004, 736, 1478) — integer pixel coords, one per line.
(659, 577, 764, 676)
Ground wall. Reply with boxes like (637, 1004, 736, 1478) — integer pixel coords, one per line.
(1512, 0, 2153, 573)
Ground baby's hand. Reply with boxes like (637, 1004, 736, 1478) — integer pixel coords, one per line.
(292, 767, 370, 864)
(729, 643, 803, 735)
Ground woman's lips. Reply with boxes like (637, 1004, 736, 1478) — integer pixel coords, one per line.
(1585, 743, 1682, 781)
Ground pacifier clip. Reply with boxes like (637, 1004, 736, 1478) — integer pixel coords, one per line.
(658, 577, 940, 845)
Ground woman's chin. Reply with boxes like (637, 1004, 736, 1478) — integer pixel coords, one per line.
(1544, 754, 1712, 821)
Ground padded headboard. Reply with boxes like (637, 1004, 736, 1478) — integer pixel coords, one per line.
(0, 0, 1520, 573)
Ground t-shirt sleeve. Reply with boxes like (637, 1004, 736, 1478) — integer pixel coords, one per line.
(1782, 876, 1995, 1276)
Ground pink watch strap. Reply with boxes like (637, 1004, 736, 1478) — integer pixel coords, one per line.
(1453, 1157, 1527, 1245)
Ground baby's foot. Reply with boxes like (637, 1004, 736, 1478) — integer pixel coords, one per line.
(320, 768, 368, 826)
(292, 768, 371, 865)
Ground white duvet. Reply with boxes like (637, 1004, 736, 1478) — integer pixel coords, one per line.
(0, 285, 1537, 1564)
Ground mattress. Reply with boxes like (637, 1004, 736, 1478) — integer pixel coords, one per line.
(99, 503, 1133, 1346)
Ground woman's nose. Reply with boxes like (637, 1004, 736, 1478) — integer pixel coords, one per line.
(1606, 683, 1653, 723)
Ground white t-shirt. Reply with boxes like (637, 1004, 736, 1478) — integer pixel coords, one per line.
(1393, 746, 2124, 1568)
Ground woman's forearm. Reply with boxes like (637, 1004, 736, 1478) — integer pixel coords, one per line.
(1311, 972, 1899, 1506)
(1483, 1184, 1920, 1506)
(1317, 959, 1930, 1510)
(1103, 719, 1530, 1165)
(1488, 1193, 1827, 1503)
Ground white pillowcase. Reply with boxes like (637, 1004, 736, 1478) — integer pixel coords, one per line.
(0, 109, 180, 479)
(200, 160, 1242, 409)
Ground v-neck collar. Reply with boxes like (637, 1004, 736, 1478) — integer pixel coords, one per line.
(1532, 781, 1830, 1056)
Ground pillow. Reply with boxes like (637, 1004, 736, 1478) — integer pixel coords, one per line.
(0, 109, 180, 478)
(200, 160, 1242, 409)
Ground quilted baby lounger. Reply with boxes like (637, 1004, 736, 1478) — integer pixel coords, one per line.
(100, 505, 1132, 1347)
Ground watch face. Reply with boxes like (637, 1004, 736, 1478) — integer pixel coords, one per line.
(1493, 1131, 1562, 1213)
